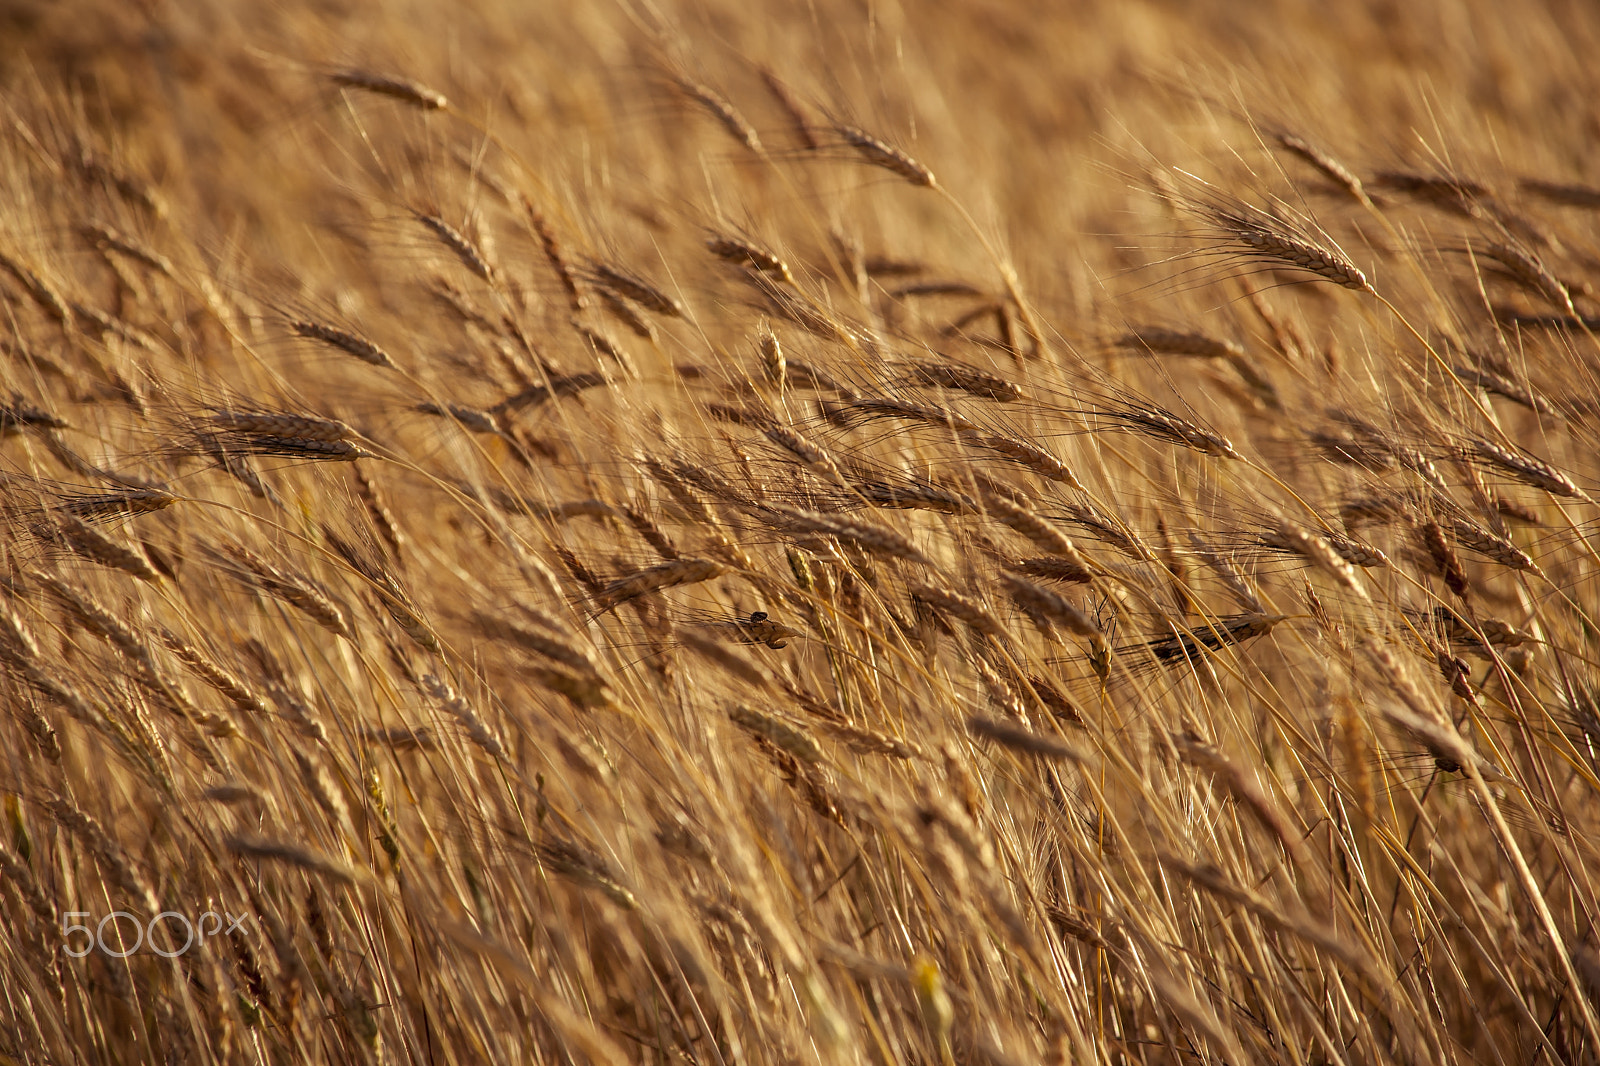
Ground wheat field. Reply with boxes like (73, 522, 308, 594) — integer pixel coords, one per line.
(3, 1, 1600, 1063)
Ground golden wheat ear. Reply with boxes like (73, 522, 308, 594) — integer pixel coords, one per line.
(833, 123, 937, 188)
(1204, 203, 1372, 292)
(327, 67, 447, 110)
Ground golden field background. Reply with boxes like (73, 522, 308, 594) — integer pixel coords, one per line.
(3, 0, 1600, 1063)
